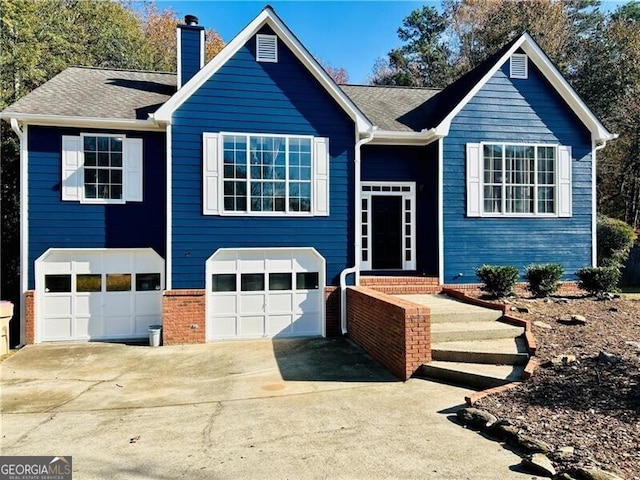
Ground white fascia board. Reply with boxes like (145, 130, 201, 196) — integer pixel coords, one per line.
(153, 9, 372, 132)
(435, 33, 615, 143)
(519, 36, 615, 143)
(1, 113, 164, 131)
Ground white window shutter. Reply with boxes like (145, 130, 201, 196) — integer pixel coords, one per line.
(313, 137, 330, 216)
(61, 135, 81, 201)
(203, 133, 220, 215)
(466, 143, 482, 217)
(124, 138, 143, 202)
(557, 145, 572, 217)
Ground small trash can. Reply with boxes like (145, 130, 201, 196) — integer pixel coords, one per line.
(148, 325, 162, 347)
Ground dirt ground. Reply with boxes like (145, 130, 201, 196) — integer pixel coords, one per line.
(476, 294, 640, 479)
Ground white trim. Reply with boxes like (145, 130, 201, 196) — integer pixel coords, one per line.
(364, 128, 443, 146)
(438, 138, 444, 285)
(166, 124, 173, 290)
(200, 29, 206, 68)
(13, 121, 28, 346)
(592, 140, 608, 266)
(0, 113, 163, 131)
(359, 182, 416, 271)
(153, 8, 371, 132)
(435, 33, 615, 144)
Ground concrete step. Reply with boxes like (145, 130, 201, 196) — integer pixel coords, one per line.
(394, 294, 503, 323)
(432, 337, 528, 365)
(431, 321, 523, 343)
(418, 361, 524, 390)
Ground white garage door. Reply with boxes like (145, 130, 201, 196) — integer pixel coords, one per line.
(35, 248, 164, 342)
(206, 248, 325, 340)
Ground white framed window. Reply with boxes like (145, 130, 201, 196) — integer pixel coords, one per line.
(203, 132, 329, 216)
(466, 143, 571, 218)
(256, 34, 278, 62)
(510, 53, 528, 79)
(61, 134, 143, 204)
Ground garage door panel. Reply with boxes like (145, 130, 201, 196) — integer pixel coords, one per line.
(75, 316, 102, 339)
(269, 293, 293, 313)
(239, 294, 265, 314)
(75, 293, 102, 316)
(105, 293, 134, 315)
(134, 315, 160, 335)
(134, 295, 162, 314)
(42, 317, 72, 340)
(292, 313, 322, 335)
(294, 292, 321, 313)
(211, 295, 237, 315)
(268, 314, 293, 336)
(104, 316, 133, 336)
(239, 315, 265, 336)
(212, 316, 237, 338)
(44, 296, 72, 315)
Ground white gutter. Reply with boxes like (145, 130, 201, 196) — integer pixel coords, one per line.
(0, 113, 163, 131)
(9, 119, 27, 346)
(339, 127, 377, 335)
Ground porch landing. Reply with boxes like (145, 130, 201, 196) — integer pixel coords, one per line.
(394, 293, 528, 389)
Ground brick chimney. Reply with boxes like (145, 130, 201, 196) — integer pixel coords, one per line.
(177, 15, 205, 89)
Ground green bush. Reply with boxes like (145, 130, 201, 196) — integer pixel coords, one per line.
(576, 266, 621, 295)
(525, 263, 564, 297)
(597, 215, 637, 267)
(475, 265, 520, 298)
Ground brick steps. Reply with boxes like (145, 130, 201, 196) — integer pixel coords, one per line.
(417, 361, 524, 389)
(360, 276, 440, 295)
(431, 337, 529, 366)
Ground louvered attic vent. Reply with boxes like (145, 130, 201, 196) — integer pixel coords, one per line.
(510, 53, 528, 79)
(256, 34, 278, 63)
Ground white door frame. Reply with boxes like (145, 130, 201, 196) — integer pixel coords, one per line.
(360, 181, 416, 271)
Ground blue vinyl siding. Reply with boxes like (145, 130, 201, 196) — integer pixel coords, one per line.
(171, 25, 355, 287)
(27, 126, 166, 289)
(361, 144, 439, 275)
(442, 61, 593, 283)
(178, 25, 203, 87)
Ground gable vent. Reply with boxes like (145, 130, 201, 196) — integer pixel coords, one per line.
(510, 53, 528, 79)
(256, 34, 278, 63)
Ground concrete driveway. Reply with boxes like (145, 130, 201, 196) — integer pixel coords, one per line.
(1, 338, 535, 479)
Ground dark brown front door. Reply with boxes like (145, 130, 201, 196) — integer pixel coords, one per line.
(372, 196, 402, 269)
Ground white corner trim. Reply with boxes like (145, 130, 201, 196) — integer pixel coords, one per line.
(435, 33, 615, 143)
(153, 9, 372, 132)
(18, 123, 29, 345)
(176, 28, 182, 90)
(166, 124, 173, 290)
(438, 138, 444, 285)
(200, 29, 206, 68)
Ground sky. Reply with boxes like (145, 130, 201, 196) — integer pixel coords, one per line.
(154, 0, 627, 85)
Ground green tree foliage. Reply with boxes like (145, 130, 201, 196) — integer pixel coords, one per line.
(597, 215, 637, 267)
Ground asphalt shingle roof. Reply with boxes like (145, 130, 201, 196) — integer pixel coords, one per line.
(340, 85, 440, 132)
(2, 67, 177, 120)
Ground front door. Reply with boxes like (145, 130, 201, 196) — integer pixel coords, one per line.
(372, 196, 402, 269)
(360, 182, 416, 271)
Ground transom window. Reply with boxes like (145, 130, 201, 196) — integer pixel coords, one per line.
(83, 135, 123, 200)
(483, 144, 556, 215)
(222, 134, 312, 213)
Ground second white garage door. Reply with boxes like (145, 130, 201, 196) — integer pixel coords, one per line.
(206, 248, 325, 340)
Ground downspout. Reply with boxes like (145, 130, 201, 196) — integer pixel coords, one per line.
(592, 139, 610, 267)
(339, 127, 376, 335)
(10, 119, 27, 346)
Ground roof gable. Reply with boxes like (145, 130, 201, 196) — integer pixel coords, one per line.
(431, 33, 615, 143)
(153, 6, 372, 132)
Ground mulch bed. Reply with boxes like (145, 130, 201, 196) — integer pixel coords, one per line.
(474, 294, 640, 479)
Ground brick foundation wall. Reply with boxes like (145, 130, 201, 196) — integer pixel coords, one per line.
(443, 281, 582, 297)
(347, 287, 430, 381)
(24, 291, 35, 345)
(325, 286, 341, 337)
(162, 290, 206, 345)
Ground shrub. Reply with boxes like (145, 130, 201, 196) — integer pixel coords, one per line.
(475, 265, 519, 298)
(576, 266, 621, 295)
(597, 215, 637, 267)
(525, 263, 564, 297)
